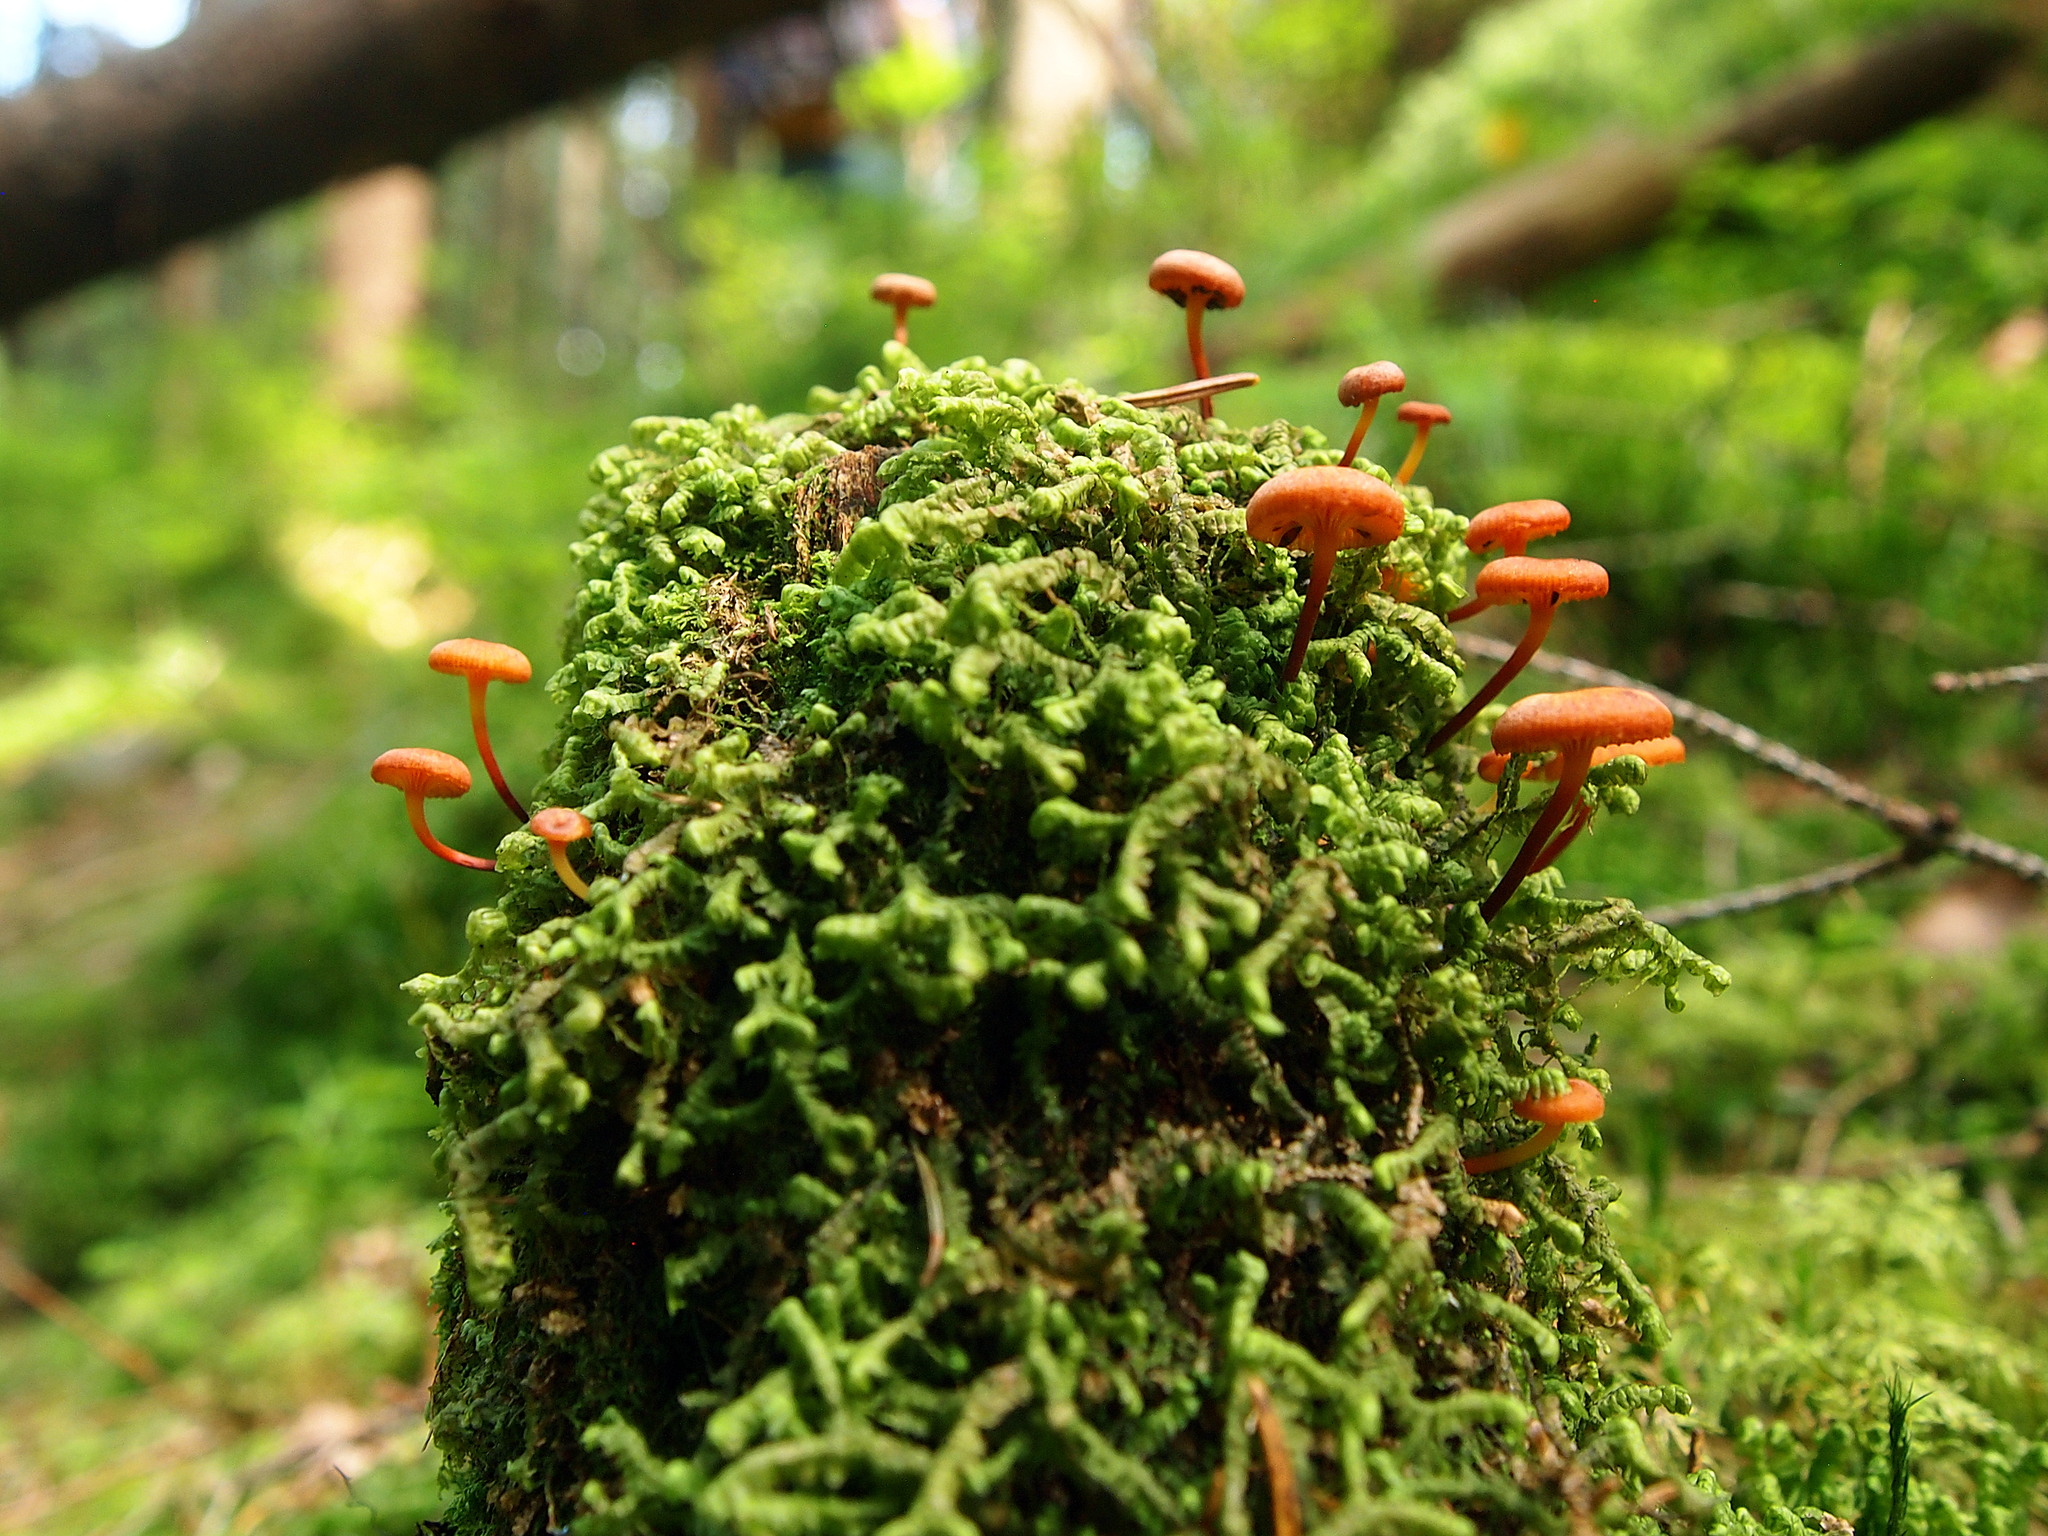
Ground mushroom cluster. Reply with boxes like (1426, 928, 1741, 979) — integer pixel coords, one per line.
(372, 636, 601, 903)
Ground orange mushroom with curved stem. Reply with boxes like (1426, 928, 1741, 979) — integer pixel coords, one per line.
(1336, 362, 1405, 468)
(1445, 500, 1573, 622)
(1479, 687, 1673, 920)
(1148, 249, 1244, 420)
(1529, 735, 1684, 873)
(530, 806, 595, 900)
(1426, 557, 1609, 753)
(429, 638, 532, 820)
(372, 748, 495, 871)
(1463, 1078, 1606, 1175)
(1393, 402, 1451, 486)
(1245, 467, 1407, 686)
(870, 273, 936, 348)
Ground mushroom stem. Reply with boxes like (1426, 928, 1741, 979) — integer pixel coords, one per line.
(1444, 594, 1487, 624)
(1428, 600, 1558, 752)
(891, 304, 910, 347)
(1530, 801, 1596, 873)
(467, 676, 527, 821)
(1338, 399, 1382, 469)
(1185, 298, 1214, 419)
(405, 791, 496, 871)
(1482, 738, 1592, 921)
(1394, 423, 1436, 486)
(547, 841, 592, 898)
(1461, 1120, 1564, 1175)
(1245, 1376, 1303, 1536)
(1281, 537, 1341, 686)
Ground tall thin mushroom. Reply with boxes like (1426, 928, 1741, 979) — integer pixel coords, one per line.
(372, 748, 495, 871)
(1445, 500, 1572, 622)
(1148, 249, 1244, 419)
(1480, 688, 1672, 919)
(1336, 361, 1405, 468)
(1427, 556, 1609, 752)
(870, 272, 936, 348)
(1245, 467, 1407, 686)
(429, 637, 532, 820)
(1392, 401, 1452, 486)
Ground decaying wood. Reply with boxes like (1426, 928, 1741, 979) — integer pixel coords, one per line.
(1423, 15, 2023, 301)
(0, 0, 817, 325)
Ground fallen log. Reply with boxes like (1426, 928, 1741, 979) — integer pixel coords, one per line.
(1422, 14, 2023, 301)
(0, 0, 816, 325)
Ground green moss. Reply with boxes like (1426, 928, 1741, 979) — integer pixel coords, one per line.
(410, 342, 1726, 1535)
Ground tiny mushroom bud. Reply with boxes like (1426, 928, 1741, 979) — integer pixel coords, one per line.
(530, 806, 595, 900)
(1529, 735, 1684, 873)
(1480, 687, 1673, 919)
(1463, 1078, 1606, 1175)
(429, 638, 533, 820)
(1427, 556, 1609, 752)
(1446, 500, 1573, 622)
(1393, 401, 1452, 486)
(1246, 467, 1407, 686)
(1148, 249, 1245, 419)
(372, 748, 495, 871)
(1336, 361, 1406, 468)
(870, 272, 937, 348)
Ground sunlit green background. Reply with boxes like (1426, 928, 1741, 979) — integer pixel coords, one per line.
(4, 0, 2047, 1526)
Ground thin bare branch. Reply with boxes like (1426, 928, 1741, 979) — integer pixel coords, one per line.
(1930, 661, 2048, 693)
(1639, 850, 1915, 927)
(1119, 373, 1260, 409)
(0, 1244, 167, 1389)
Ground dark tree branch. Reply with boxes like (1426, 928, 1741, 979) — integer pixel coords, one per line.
(1422, 14, 2024, 301)
(0, 0, 817, 324)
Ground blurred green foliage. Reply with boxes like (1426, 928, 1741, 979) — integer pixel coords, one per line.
(2, 0, 2048, 1525)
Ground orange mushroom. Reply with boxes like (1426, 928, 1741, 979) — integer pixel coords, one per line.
(1393, 402, 1451, 486)
(1148, 249, 1244, 419)
(1246, 467, 1407, 686)
(1529, 735, 1685, 873)
(1445, 500, 1572, 623)
(870, 272, 937, 348)
(530, 806, 595, 900)
(1336, 361, 1406, 469)
(429, 638, 532, 820)
(1480, 688, 1673, 920)
(1426, 557, 1610, 752)
(372, 748, 495, 871)
(1462, 1078, 1606, 1175)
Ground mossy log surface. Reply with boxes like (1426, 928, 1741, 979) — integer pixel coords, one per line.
(410, 344, 1727, 1536)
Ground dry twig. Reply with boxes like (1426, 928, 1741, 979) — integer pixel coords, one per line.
(1930, 661, 2048, 693)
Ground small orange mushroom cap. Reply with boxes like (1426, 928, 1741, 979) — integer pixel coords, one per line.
(1511, 1078, 1606, 1126)
(870, 273, 937, 309)
(530, 807, 594, 844)
(1528, 734, 1686, 780)
(1397, 400, 1453, 428)
(1473, 555, 1609, 610)
(429, 638, 532, 685)
(1246, 467, 1406, 555)
(371, 747, 471, 798)
(1338, 361, 1406, 407)
(1465, 499, 1571, 556)
(1148, 249, 1245, 310)
(1491, 687, 1674, 758)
